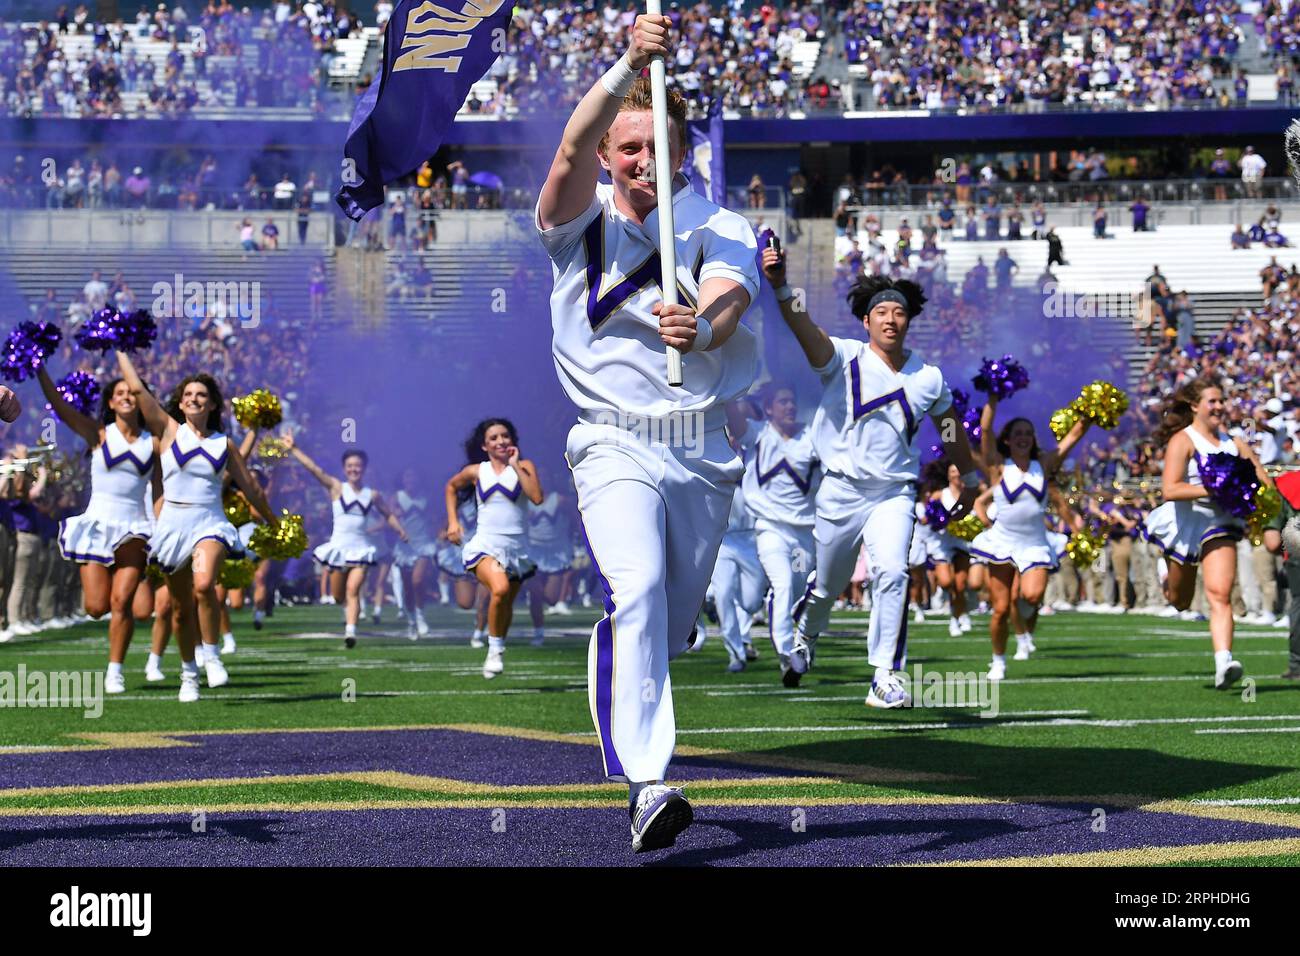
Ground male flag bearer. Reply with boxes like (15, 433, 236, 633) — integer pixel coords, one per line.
(536, 14, 759, 852)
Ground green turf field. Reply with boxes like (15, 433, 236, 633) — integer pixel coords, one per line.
(2, 603, 1298, 866)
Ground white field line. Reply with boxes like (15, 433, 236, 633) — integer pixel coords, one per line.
(1194, 726, 1300, 735)
(1192, 797, 1300, 805)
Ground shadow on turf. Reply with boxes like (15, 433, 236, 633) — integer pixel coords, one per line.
(0, 817, 282, 854)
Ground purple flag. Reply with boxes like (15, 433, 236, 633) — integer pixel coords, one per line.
(336, 0, 513, 221)
(684, 99, 726, 206)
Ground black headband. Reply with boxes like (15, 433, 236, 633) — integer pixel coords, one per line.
(867, 289, 908, 314)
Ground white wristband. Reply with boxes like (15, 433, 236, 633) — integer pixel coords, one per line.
(693, 316, 714, 352)
(600, 54, 638, 98)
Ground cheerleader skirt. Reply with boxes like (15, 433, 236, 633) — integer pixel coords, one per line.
(970, 522, 1059, 573)
(313, 530, 379, 569)
(463, 531, 536, 582)
(529, 541, 575, 575)
(58, 495, 153, 566)
(151, 500, 244, 573)
(393, 537, 439, 568)
(1141, 500, 1243, 565)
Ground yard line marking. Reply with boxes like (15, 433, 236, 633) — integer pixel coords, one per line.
(1193, 797, 1300, 806)
(1194, 726, 1300, 735)
(667, 714, 1300, 734)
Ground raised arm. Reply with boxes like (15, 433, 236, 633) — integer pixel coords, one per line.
(933, 404, 981, 516)
(36, 365, 101, 448)
(1049, 481, 1084, 533)
(1042, 416, 1091, 476)
(225, 438, 278, 528)
(237, 426, 259, 463)
(444, 463, 479, 545)
(759, 245, 834, 369)
(725, 399, 752, 445)
(537, 15, 666, 230)
(116, 350, 173, 439)
(980, 396, 1000, 471)
(281, 433, 340, 494)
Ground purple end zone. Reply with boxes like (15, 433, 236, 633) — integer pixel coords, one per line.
(2, 803, 1297, 866)
(0, 728, 826, 790)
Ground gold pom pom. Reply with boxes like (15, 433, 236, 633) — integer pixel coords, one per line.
(1069, 380, 1130, 430)
(1049, 406, 1079, 442)
(948, 513, 986, 542)
(232, 389, 283, 430)
(1066, 529, 1107, 568)
(257, 437, 290, 463)
(223, 489, 252, 528)
(1246, 485, 1283, 547)
(146, 563, 167, 587)
(249, 511, 308, 560)
(218, 557, 258, 590)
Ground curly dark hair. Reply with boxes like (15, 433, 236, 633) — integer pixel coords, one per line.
(921, 457, 951, 494)
(165, 373, 225, 433)
(1153, 377, 1220, 448)
(464, 418, 518, 464)
(845, 275, 927, 321)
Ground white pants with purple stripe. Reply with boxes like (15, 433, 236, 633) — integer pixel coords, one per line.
(754, 517, 815, 657)
(795, 474, 915, 671)
(567, 418, 740, 784)
(711, 529, 768, 662)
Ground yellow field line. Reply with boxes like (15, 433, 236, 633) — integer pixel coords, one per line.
(924, 838, 1300, 867)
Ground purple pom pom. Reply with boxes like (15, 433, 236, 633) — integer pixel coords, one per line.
(73, 308, 119, 351)
(924, 497, 952, 530)
(1, 321, 62, 383)
(1198, 452, 1259, 520)
(114, 309, 158, 351)
(962, 403, 984, 441)
(950, 388, 971, 418)
(46, 370, 101, 417)
(972, 354, 1030, 400)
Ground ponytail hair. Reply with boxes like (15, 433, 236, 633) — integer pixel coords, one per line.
(1153, 377, 1218, 448)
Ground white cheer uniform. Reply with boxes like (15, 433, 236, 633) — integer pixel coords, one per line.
(739, 418, 818, 658)
(392, 490, 437, 568)
(539, 173, 759, 783)
(151, 425, 244, 573)
(313, 484, 380, 569)
(462, 461, 535, 581)
(909, 500, 950, 568)
(438, 496, 477, 577)
(58, 423, 155, 566)
(795, 339, 953, 672)
(1142, 426, 1245, 564)
(935, 486, 970, 557)
(970, 460, 1059, 573)
(710, 483, 769, 663)
(527, 492, 575, 574)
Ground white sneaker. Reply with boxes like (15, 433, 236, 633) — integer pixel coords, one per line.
(948, 616, 963, 637)
(320, 595, 336, 605)
(105, 672, 126, 694)
(222, 634, 236, 655)
(179, 671, 201, 703)
(145, 663, 166, 682)
(630, 784, 693, 853)
(406, 622, 419, 641)
(1051, 601, 1073, 612)
(415, 614, 430, 636)
(865, 673, 913, 709)
(470, 633, 485, 648)
(1157, 605, 1179, 618)
(551, 601, 572, 615)
(1274, 615, 1290, 629)
(581, 595, 593, 608)
(1179, 609, 1201, 622)
(959, 614, 972, 633)
(371, 608, 382, 625)
(1013, 636, 1036, 661)
(204, 656, 229, 688)
(482, 649, 504, 679)
(1255, 611, 1277, 626)
(987, 658, 1007, 682)
(10, 622, 34, 635)
(1077, 600, 1097, 612)
(1214, 659, 1244, 690)
(0, 629, 12, 644)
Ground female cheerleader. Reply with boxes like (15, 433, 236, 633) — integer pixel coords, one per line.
(726, 383, 819, 684)
(972, 395, 1090, 680)
(524, 464, 577, 647)
(1142, 378, 1272, 689)
(367, 481, 400, 626)
(392, 465, 438, 639)
(214, 430, 266, 655)
(41, 366, 156, 693)
(917, 459, 978, 638)
(438, 486, 491, 646)
(283, 437, 407, 648)
(116, 351, 277, 702)
(445, 418, 543, 679)
(762, 246, 982, 707)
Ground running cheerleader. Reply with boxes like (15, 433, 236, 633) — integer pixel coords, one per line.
(524, 465, 577, 647)
(392, 465, 438, 640)
(1142, 378, 1272, 689)
(445, 418, 543, 679)
(216, 431, 266, 654)
(762, 247, 982, 706)
(971, 394, 1090, 680)
(726, 383, 819, 682)
(918, 459, 977, 637)
(283, 436, 407, 648)
(438, 483, 490, 646)
(41, 366, 155, 693)
(115, 351, 277, 702)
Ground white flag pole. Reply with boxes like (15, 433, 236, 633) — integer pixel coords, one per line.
(646, 0, 683, 387)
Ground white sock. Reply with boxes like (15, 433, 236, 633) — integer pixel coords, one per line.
(194, 643, 207, 665)
(221, 632, 234, 643)
(107, 661, 123, 678)
(438, 581, 451, 603)
(1214, 649, 1233, 667)
(472, 628, 484, 640)
(204, 642, 221, 661)
(344, 624, 356, 637)
(992, 653, 1006, 665)
(488, 636, 505, 653)
(147, 652, 163, 670)
(1015, 632, 1028, 643)
(182, 660, 199, 676)
(874, 666, 893, 685)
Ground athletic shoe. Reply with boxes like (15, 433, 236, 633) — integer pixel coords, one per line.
(551, 601, 572, 615)
(958, 614, 972, 633)
(987, 659, 1007, 682)
(1255, 611, 1277, 626)
(726, 658, 746, 673)
(530, 633, 545, 647)
(0, 629, 12, 644)
(10, 622, 34, 635)
(222, 634, 236, 655)
(145, 663, 166, 682)
(344, 636, 357, 649)
(910, 603, 925, 624)
(370, 609, 382, 625)
(204, 656, 229, 688)
(865, 674, 912, 709)
(744, 641, 758, 662)
(789, 634, 816, 676)
(1051, 600, 1074, 612)
(1013, 636, 1036, 661)
(833, 599, 846, 611)
(1156, 605, 1179, 618)
(581, 595, 593, 608)
(1180, 610, 1207, 622)
(630, 785, 693, 853)
(252, 613, 264, 631)
(415, 614, 430, 637)
(320, 595, 336, 605)
(702, 597, 719, 625)
(976, 602, 990, 615)
(469, 634, 485, 649)
(105, 672, 126, 694)
(179, 671, 201, 703)
(1282, 667, 1300, 680)
(406, 622, 419, 641)
(948, 616, 962, 637)
(482, 649, 504, 679)
(1214, 659, 1244, 690)
(1273, 615, 1290, 630)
